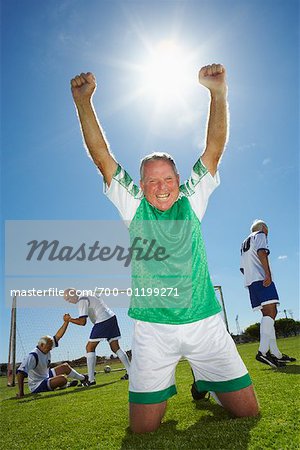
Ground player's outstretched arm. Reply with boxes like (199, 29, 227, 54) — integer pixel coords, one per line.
(64, 313, 87, 326)
(199, 64, 228, 176)
(54, 320, 69, 342)
(71, 72, 118, 186)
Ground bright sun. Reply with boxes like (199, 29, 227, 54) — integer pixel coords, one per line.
(139, 40, 194, 107)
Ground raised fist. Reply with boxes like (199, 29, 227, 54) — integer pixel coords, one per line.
(198, 64, 226, 93)
(71, 72, 97, 104)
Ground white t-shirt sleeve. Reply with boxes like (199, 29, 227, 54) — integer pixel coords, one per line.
(253, 233, 270, 254)
(104, 164, 143, 224)
(180, 158, 220, 221)
(78, 297, 89, 318)
(17, 354, 37, 376)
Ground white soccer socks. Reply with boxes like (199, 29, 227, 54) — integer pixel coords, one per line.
(116, 348, 130, 373)
(69, 368, 85, 381)
(269, 324, 282, 359)
(259, 315, 280, 355)
(86, 352, 97, 382)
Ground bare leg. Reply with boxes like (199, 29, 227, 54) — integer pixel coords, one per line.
(214, 385, 259, 417)
(130, 401, 167, 434)
(262, 303, 277, 320)
(53, 363, 72, 376)
(86, 341, 99, 352)
(109, 340, 120, 353)
(49, 375, 68, 390)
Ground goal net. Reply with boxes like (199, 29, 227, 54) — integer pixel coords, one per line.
(6, 286, 228, 386)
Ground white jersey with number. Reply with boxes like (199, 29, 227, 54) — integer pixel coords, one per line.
(78, 295, 115, 324)
(240, 231, 270, 287)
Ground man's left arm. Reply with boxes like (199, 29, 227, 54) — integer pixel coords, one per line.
(199, 64, 228, 176)
(54, 320, 69, 343)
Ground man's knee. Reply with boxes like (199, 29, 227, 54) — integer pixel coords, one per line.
(86, 341, 97, 352)
(109, 340, 119, 353)
(61, 363, 71, 374)
(54, 362, 71, 375)
(129, 401, 167, 434)
(49, 374, 68, 389)
(262, 303, 277, 319)
(217, 385, 260, 418)
(233, 401, 260, 418)
(130, 420, 161, 434)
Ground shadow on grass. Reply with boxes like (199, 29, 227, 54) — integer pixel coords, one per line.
(277, 364, 300, 375)
(257, 364, 300, 375)
(121, 401, 260, 450)
(6, 380, 119, 403)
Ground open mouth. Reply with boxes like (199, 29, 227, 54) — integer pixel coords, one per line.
(156, 193, 170, 200)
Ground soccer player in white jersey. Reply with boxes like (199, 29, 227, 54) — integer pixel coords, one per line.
(70, 64, 259, 433)
(16, 319, 87, 398)
(240, 219, 296, 368)
(64, 289, 130, 385)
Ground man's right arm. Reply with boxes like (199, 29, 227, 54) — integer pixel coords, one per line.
(71, 72, 118, 186)
(16, 371, 26, 398)
(63, 313, 87, 326)
(257, 250, 272, 287)
(17, 372, 26, 398)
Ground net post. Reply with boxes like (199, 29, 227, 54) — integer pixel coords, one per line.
(7, 295, 17, 387)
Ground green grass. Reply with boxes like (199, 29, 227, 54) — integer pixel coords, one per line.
(1, 337, 299, 450)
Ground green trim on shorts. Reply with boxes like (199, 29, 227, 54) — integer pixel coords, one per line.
(195, 373, 252, 393)
(129, 385, 177, 404)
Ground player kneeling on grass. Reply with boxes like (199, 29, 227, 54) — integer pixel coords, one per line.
(64, 288, 130, 385)
(71, 64, 260, 433)
(16, 319, 87, 398)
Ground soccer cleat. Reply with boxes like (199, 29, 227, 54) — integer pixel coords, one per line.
(85, 380, 96, 387)
(268, 352, 296, 363)
(191, 382, 210, 401)
(67, 380, 78, 388)
(80, 374, 89, 386)
(120, 373, 129, 380)
(256, 351, 285, 368)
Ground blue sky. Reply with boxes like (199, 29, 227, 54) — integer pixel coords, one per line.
(1, 0, 299, 362)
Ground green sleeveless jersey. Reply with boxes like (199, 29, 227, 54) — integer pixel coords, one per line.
(105, 159, 221, 324)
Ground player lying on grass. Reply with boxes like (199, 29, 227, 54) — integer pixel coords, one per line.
(16, 319, 87, 398)
(71, 64, 259, 433)
(64, 288, 130, 385)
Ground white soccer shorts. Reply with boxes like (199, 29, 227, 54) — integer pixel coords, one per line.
(129, 313, 252, 404)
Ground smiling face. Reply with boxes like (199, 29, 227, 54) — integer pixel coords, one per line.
(140, 159, 180, 211)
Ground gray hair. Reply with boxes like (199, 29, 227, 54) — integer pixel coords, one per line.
(140, 152, 178, 180)
(38, 335, 53, 347)
(251, 219, 268, 232)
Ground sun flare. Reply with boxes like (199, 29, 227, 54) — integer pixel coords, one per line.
(139, 40, 194, 107)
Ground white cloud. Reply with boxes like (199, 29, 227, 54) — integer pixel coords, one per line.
(262, 158, 271, 165)
(278, 255, 288, 260)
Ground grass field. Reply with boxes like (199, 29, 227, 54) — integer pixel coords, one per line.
(1, 337, 299, 450)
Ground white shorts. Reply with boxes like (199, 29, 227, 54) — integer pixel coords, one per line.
(129, 313, 251, 404)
